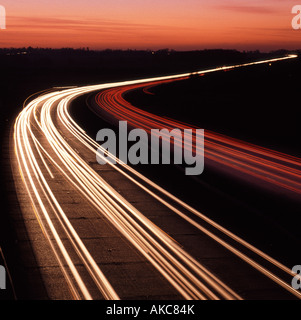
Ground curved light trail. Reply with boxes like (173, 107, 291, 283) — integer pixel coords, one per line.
(94, 66, 301, 196)
(13, 54, 301, 300)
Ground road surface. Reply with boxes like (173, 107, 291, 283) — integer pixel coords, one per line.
(12, 54, 301, 300)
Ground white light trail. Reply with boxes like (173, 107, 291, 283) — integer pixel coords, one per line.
(14, 54, 300, 300)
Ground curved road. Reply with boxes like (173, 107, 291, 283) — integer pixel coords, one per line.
(13, 55, 301, 300)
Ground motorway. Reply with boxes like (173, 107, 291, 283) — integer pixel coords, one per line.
(12, 54, 301, 300)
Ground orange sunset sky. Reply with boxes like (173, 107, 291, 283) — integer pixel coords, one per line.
(0, 0, 300, 51)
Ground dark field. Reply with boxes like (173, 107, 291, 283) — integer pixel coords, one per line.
(125, 57, 301, 157)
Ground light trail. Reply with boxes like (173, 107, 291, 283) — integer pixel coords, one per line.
(94, 69, 301, 195)
(14, 54, 301, 300)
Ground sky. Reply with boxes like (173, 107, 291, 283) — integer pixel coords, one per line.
(0, 0, 300, 51)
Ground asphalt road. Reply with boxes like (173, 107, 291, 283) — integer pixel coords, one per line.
(10, 55, 301, 300)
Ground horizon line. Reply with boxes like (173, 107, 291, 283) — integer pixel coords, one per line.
(0, 47, 300, 53)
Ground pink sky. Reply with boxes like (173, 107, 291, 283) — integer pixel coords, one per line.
(0, 0, 300, 50)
